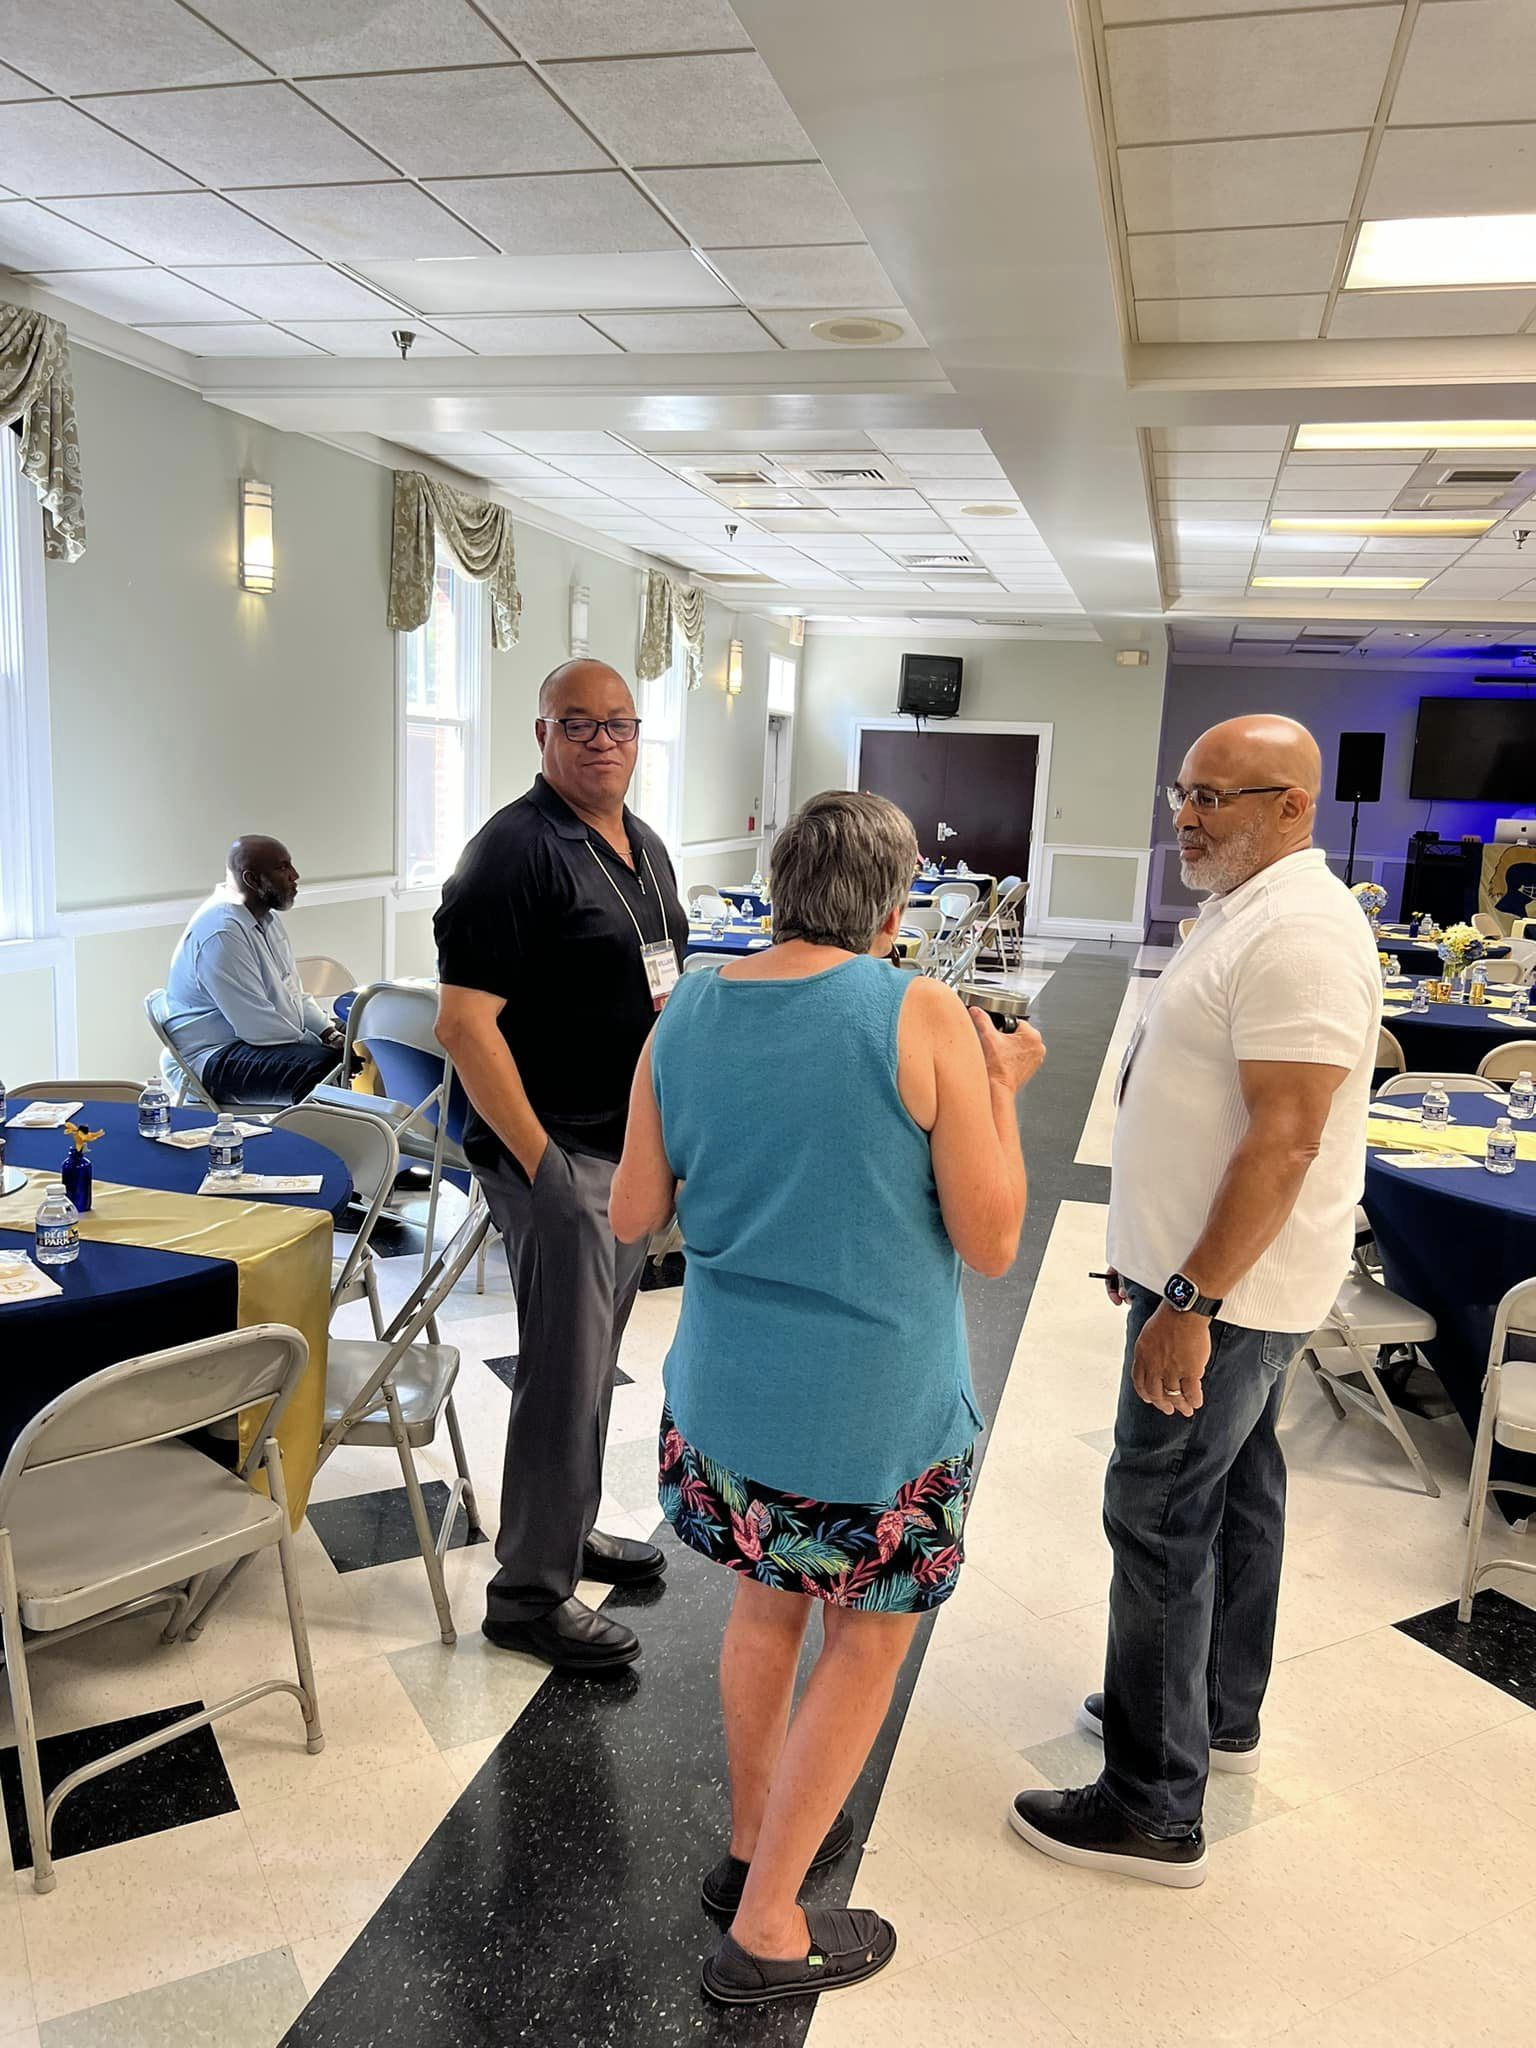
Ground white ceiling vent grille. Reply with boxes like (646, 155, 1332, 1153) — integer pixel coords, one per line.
(1438, 467, 1524, 486)
(900, 551, 976, 570)
(701, 468, 774, 486)
(803, 465, 889, 486)
(779, 453, 908, 491)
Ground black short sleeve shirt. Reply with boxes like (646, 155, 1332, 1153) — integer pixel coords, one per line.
(434, 775, 688, 1169)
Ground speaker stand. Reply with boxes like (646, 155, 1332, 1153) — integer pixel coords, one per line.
(1345, 795, 1361, 887)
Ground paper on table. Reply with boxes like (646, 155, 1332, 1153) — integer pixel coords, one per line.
(1382, 1151, 1482, 1171)
(0, 1250, 63, 1303)
(4, 1101, 82, 1129)
(157, 1122, 271, 1149)
(197, 1172, 324, 1197)
(1367, 1117, 1536, 1160)
(1368, 1102, 1442, 1122)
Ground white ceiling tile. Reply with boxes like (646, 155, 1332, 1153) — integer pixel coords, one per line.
(1156, 454, 1282, 480)
(1118, 132, 1366, 235)
(1152, 427, 1290, 452)
(471, 456, 564, 483)
(50, 192, 311, 263)
(1129, 225, 1343, 298)
(90, 84, 391, 187)
(136, 323, 321, 354)
(1275, 462, 1417, 490)
(548, 53, 814, 166)
(516, 482, 616, 502)
(194, 0, 509, 73)
(894, 455, 1005, 479)
(399, 432, 524, 455)
(0, 199, 148, 270)
(175, 264, 407, 319)
(1327, 289, 1536, 340)
(356, 249, 730, 313)
(585, 308, 772, 350)
(1366, 123, 1536, 222)
(0, 102, 198, 198)
(1391, 0, 1536, 126)
(870, 430, 991, 455)
(1158, 480, 1271, 504)
(424, 172, 678, 254)
(0, 65, 47, 101)
(232, 182, 492, 260)
(306, 67, 609, 178)
(423, 314, 621, 353)
(754, 306, 921, 349)
(813, 489, 942, 512)
(1271, 489, 1406, 511)
(1283, 449, 1433, 466)
(1356, 537, 1474, 556)
(32, 267, 258, 323)
(480, 0, 750, 59)
(643, 164, 861, 248)
(498, 430, 634, 454)
(706, 244, 897, 309)
(554, 455, 675, 481)
(1106, 9, 1400, 145)
(9, 0, 263, 93)
(280, 320, 470, 356)
(1136, 295, 1327, 343)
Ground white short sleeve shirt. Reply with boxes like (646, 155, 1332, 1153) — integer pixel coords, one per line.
(1107, 848, 1381, 1333)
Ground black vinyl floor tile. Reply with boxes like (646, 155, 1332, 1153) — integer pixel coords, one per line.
(306, 1480, 488, 1575)
(1397, 1590, 1536, 1708)
(0, 1701, 237, 1868)
(484, 1355, 631, 1391)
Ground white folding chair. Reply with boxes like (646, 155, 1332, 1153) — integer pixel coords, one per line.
(1479, 959, 1528, 985)
(143, 988, 218, 1110)
(1460, 1277, 1536, 1621)
(683, 953, 724, 974)
(686, 882, 723, 908)
(1374, 1026, 1406, 1079)
(1177, 917, 1197, 943)
(273, 1100, 399, 1334)
(12, 1081, 142, 1103)
(690, 891, 732, 923)
(1288, 1270, 1440, 1496)
(0, 1325, 322, 1892)
(1477, 1040, 1536, 1083)
(1472, 913, 1505, 940)
(296, 955, 356, 1003)
(992, 874, 1026, 967)
(1375, 1071, 1508, 1100)
(934, 881, 980, 928)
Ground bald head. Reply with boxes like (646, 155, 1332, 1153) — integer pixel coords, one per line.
(1185, 715, 1322, 803)
(227, 835, 298, 917)
(538, 659, 631, 719)
(1173, 714, 1321, 897)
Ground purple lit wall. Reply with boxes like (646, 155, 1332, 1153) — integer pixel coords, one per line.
(1149, 662, 1536, 923)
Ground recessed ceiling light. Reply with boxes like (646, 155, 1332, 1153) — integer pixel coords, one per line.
(1270, 516, 1497, 537)
(957, 502, 1018, 518)
(807, 316, 905, 345)
(1294, 421, 1536, 451)
(1346, 214, 1536, 290)
(1250, 574, 1428, 590)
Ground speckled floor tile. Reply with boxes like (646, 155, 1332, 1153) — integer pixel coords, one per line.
(36, 1947, 305, 2047)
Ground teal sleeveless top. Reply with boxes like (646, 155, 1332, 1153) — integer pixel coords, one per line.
(651, 953, 979, 1502)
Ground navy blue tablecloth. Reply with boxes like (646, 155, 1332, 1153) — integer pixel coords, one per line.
(1381, 996, 1536, 1076)
(911, 871, 994, 899)
(719, 886, 770, 919)
(684, 922, 773, 958)
(1363, 1091, 1536, 1510)
(1378, 932, 1511, 977)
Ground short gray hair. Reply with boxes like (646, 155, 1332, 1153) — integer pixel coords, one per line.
(771, 791, 918, 953)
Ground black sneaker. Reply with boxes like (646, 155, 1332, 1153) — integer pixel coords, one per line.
(1009, 1784, 1207, 1888)
(1079, 1693, 1260, 1776)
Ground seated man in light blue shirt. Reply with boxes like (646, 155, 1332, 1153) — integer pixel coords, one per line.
(162, 836, 343, 1106)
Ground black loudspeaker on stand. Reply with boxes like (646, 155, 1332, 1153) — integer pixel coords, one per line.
(1335, 732, 1385, 887)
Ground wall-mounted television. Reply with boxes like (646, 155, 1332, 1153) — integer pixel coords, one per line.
(897, 652, 963, 719)
(1409, 696, 1536, 802)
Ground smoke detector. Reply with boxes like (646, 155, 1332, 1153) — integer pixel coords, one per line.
(807, 316, 905, 346)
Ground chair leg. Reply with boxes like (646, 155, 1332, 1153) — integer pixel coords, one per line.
(161, 1570, 209, 1644)
(1351, 1342, 1441, 1498)
(383, 1384, 456, 1645)
(1459, 1374, 1498, 1623)
(475, 1233, 488, 1296)
(265, 1443, 324, 1752)
(180, 1550, 258, 1642)
(362, 1251, 385, 1338)
(0, 1537, 54, 1893)
(443, 1395, 484, 1536)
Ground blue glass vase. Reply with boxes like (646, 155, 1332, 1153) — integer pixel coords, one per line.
(60, 1147, 92, 1215)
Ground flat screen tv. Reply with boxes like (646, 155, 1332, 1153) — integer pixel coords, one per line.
(1409, 695, 1536, 802)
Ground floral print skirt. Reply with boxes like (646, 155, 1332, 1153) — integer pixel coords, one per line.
(657, 1402, 973, 1613)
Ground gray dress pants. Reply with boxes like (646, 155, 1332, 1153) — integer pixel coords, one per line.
(477, 1142, 649, 1623)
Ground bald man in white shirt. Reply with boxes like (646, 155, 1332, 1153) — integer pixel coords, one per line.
(1011, 716, 1379, 1887)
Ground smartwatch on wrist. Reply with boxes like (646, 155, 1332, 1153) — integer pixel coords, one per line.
(1163, 1272, 1222, 1318)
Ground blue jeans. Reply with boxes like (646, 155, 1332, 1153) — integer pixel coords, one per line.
(200, 1037, 338, 1107)
(1099, 1281, 1306, 1837)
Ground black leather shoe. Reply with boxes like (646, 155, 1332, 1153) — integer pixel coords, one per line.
(1009, 1784, 1206, 1888)
(482, 1596, 640, 1672)
(581, 1530, 667, 1586)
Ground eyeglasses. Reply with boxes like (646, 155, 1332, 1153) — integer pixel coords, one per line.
(1164, 783, 1289, 814)
(543, 716, 642, 744)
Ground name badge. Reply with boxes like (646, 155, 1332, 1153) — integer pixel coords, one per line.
(642, 940, 680, 1011)
(1113, 1016, 1146, 1108)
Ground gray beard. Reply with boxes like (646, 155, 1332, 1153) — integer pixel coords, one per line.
(1179, 818, 1268, 896)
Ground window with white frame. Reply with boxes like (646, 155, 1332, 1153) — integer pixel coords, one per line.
(632, 624, 685, 860)
(0, 436, 55, 944)
(399, 558, 486, 891)
(767, 650, 798, 718)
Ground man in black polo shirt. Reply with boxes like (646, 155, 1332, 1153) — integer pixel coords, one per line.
(434, 658, 687, 1671)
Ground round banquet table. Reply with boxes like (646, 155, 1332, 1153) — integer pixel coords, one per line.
(684, 921, 929, 960)
(1377, 930, 1510, 977)
(1363, 1090, 1536, 1510)
(0, 1098, 349, 1466)
(1380, 988, 1536, 1076)
(719, 885, 770, 919)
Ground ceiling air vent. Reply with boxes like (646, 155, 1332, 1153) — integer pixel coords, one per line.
(900, 551, 976, 570)
(701, 468, 773, 487)
(1439, 467, 1524, 486)
(803, 465, 889, 486)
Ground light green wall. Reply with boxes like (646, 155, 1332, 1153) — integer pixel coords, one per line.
(393, 906, 438, 979)
(280, 896, 387, 987)
(0, 970, 57, 1083)
(1047, 850, 1140, 922)
(44, 348, 396, 910)
(683, 610, 797, 846)
(792, 634, 1166, 850)
(73, 924, 187, 1079)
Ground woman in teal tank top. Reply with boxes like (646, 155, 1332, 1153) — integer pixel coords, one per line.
(612, 791, 1044, 2009)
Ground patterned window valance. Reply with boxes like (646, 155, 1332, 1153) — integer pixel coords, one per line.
(0, 301, 85, 563)
(637, 566, 706, 691)
(387, 470, 521, 650)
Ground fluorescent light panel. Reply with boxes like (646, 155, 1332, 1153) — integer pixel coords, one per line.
(1270, 516, 1496, 537)
(1346, 215, 1536, 290)
(1295, 421, 1536, 451)
(1250, 574, 1427, 590)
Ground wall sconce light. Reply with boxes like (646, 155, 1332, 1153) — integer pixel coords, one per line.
(238, 479, 274, 593)
(569, 578, 590, 657)
(727, 638, 744, 695)
(787, 614, 805, 648)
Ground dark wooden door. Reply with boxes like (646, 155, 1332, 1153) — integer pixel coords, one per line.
(857, 729, 1037, 882)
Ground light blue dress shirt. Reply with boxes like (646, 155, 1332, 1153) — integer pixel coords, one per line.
(162, 889, 331, 1079)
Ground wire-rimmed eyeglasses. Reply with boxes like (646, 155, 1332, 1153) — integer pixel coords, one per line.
(1164, 783, 1288, 814)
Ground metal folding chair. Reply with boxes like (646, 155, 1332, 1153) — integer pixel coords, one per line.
(1288, 1270, 1440, 1496)
(273, 1100, 400, 1334)
(1460, 1277, 1536, 1620)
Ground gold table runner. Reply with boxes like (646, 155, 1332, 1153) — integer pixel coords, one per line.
(0, 1171, 329, 1523)
(1366, 1118, 1536, 1161)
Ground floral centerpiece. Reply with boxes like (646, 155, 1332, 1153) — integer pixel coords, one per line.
(1435, 922, 1486, 977)
(1351, 879, 1388, 932)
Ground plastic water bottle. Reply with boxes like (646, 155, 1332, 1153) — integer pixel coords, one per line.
(1410, 980, 1429, 1013)
(1512, 983, 1530, 1019)
(1485, 1116, 1517, 1175)
(1469, 963, 1488, 1003)
(0, 1076, 6, 1127)
(209, 1114, 244, 1182)
(137, 1075, 172, 1140)
(34, 1182, 79, 1266)
(750, 866, 766, 898)
(1420, 1083, 1451, 1128)
(1509, 1071, 1535, 1121)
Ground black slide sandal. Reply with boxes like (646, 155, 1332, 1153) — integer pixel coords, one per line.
(699, 1807, 855, 1914)
(701, 1908, 896, 2006)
